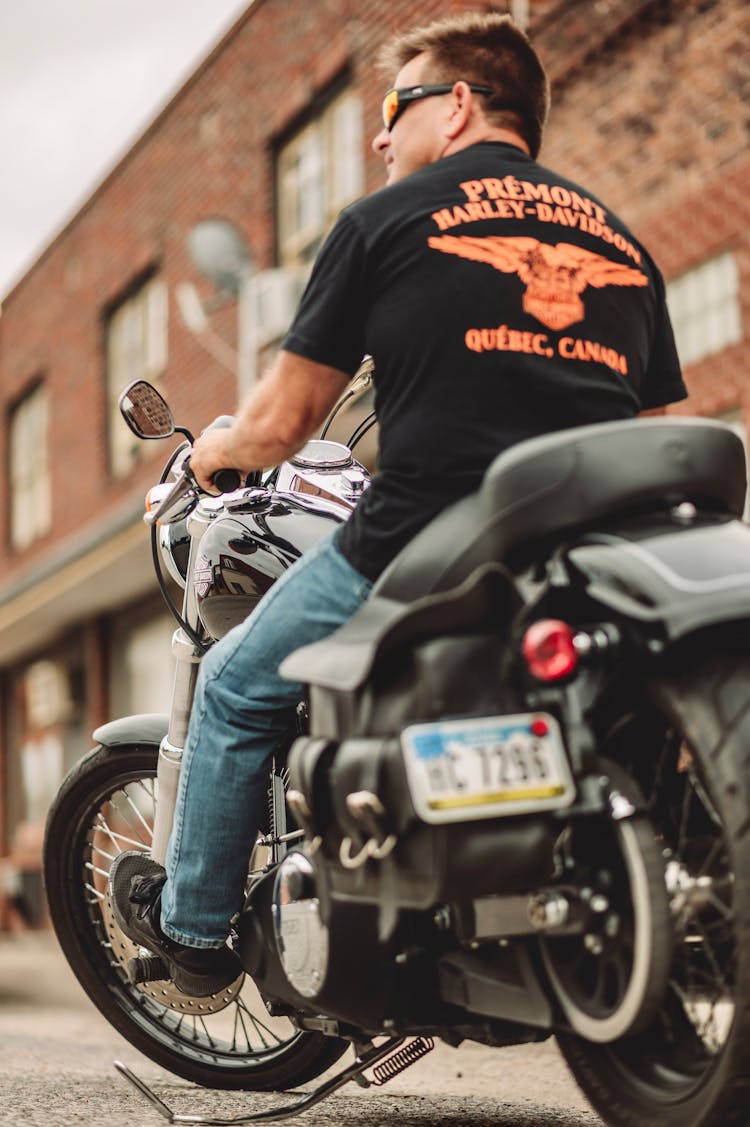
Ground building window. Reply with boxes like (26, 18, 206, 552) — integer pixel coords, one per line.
(106, 273, 168, 477)
(718, 407, 749, 520)
(277, 87, 364, 269)
(666, 252, 742, 367)
(8, 383, 51, 550)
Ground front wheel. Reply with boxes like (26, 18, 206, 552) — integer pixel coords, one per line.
(43, 743, 347, 1090)
(557, 652, 750, 1127)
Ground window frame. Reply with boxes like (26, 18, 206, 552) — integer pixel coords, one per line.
(104, 270, 168, 479)
(275, 83, 364, 271)
(666, 251, 742, 368)
(7, 379, 52, 552)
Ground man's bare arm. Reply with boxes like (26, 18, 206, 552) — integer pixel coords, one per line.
(189, 351, 352, 491)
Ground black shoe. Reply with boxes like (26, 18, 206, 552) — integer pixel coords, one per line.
(109, 851, 242, 998)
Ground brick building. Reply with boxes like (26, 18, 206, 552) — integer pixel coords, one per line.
(0, 0, 746, 926)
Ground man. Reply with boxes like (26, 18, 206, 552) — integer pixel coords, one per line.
(111, 11, 686, 995)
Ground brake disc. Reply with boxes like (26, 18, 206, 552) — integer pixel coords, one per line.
(101, 890, 244, 1015)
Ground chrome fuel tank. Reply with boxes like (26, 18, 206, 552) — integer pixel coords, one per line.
(195, 442, 368, 640)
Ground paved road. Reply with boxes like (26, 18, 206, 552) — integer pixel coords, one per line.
(0, 933, 603, 1126)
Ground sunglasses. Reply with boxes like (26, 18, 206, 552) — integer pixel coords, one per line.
(381, 83, 494, 132)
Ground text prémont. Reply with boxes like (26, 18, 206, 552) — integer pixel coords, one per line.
(430, 177, 642, 267)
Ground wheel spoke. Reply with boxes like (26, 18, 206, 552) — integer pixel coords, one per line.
(695, 836, 724, 882)
(118, 788, 155, 839)
(236, 995, 286, 1046)
(85, 860, 112, 881)
(676, 769, 694, 854)
(197, 1015, 218, 1048)
(94, 812, 150, 853)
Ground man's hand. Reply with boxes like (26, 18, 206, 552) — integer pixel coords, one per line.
(189, 426, 245, 493)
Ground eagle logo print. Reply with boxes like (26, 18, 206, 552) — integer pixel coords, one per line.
(428, 235, 649, 331)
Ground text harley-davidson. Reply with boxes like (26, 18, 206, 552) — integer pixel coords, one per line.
(44, 376, 750, 1127)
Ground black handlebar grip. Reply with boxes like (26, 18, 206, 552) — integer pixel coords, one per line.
(212, 468, 242, 493)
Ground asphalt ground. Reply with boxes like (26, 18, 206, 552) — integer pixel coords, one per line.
(0, 932, 603, 1126)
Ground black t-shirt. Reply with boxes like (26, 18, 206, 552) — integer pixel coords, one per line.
(283, 142, 687, 581)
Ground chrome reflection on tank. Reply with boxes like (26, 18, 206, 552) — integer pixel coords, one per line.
(158, 519, 191, 587)
(194, 492, 351, 640)
(277, 441, 370, 512)
(272, 853, 329, 999)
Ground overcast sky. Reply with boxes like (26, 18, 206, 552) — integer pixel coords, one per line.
(0, 0, 250, 300)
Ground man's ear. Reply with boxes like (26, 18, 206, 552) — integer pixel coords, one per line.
(444, 80, 474, 140)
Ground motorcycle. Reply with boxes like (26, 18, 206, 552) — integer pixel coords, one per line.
(43, 374, 750, 1127)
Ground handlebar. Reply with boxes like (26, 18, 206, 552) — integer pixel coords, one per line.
(144, 461, 243, 526)
(142, 415, 247, 525)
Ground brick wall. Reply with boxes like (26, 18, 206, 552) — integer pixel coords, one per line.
(535, 0, 749, 419)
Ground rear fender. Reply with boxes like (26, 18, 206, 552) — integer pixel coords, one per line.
(93, 713, 169, 749)
(567, 519, 750, 641)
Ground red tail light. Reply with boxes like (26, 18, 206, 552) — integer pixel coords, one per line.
(522, 619, 578, 681)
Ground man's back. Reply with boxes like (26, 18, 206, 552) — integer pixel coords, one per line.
(286, 141, 685, 579)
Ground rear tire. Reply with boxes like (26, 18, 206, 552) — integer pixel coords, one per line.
(557, 653, 750, 1126)
(43, 743, 347, 1090)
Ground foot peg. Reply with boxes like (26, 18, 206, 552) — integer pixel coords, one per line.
(128, 953, 168, 984)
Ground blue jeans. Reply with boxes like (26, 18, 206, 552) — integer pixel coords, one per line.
(160, 530, 372, 947)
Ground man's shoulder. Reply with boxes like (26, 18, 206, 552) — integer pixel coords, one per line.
(341, 148, 500, 234)
(347, 143, 545, 217)
(343, 173, 427, 224)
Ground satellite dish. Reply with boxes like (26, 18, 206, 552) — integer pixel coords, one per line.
(187, 218, 252, 295)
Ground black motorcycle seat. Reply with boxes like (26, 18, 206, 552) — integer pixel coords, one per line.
(280, 562, 513, 692)
(281, 417, 746, 691)
(372, 416, 746, 603)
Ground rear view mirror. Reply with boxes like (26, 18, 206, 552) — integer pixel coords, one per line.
(119, 381, 175, 439)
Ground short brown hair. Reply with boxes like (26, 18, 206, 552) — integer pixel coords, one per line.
(378, 12, 550, 158)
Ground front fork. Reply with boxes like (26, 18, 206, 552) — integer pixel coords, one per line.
(150, 627, 203, 864)
(150, 501, 213, 866)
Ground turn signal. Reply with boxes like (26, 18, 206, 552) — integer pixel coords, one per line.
(145, 485, 169, 515)
(522, 619, 578, 681)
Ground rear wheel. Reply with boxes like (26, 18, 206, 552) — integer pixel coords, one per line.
(557, 653, 750, 1127)
(43, 743, 347, 1090)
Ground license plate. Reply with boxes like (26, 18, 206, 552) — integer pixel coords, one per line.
(401, 713, 575, 824)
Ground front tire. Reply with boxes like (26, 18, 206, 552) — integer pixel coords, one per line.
(557, 652, 750, 1127)
(43, 743, 347, 1090)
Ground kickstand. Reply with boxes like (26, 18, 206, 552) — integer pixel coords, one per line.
(114, 1035, 431, 1125)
